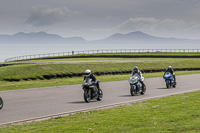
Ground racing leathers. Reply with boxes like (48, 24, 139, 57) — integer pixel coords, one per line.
(131, 70, 145, 87)
(164, 68, 176, 82)
(84, 73, 100, 96)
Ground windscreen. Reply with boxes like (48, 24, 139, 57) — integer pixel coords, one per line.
(84, 75, 91, 83)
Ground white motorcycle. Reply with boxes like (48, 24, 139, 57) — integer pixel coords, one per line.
(129, 75, 146, 96)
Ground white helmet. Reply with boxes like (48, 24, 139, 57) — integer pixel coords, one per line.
(168, 66, 172, 69)
(85, 69, 91, 75)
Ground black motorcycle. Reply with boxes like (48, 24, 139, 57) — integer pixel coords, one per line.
(0, 97, 3, 110)
(82, 76, 103, 103)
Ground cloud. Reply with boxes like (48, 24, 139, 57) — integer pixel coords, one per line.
(93, 17, 200, 38)
(25, 6, 81, 27)
(118, 17, 187, 32)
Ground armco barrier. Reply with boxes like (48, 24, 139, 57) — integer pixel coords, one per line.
(4, 49, 200, 62)
(3, 68, 200, 82)
(37, 55, 200, 59)
(1, 54, 200, 68)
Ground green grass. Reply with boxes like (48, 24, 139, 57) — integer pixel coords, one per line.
(10, 57, 194, 63)
(9, 57, 162, 62)
(1, 55, 200, 132)
(0, 71, 200, 91)
(1, 58, 200, 81)
(1, 88, 200, 132)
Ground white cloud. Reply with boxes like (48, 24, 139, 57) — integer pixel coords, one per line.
(25, 6, 81, 27)
(117, 17, 187, 33)
(93, 17, 200, 39)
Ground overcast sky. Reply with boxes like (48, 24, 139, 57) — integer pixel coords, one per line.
(1, 0, 200, 40)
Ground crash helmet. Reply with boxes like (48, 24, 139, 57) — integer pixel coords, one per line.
(168, 66, 172, 69)
(85, 69, 91, 75)
(133, 66, 139, 73)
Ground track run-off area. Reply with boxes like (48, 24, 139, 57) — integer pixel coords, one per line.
(0, 74, 200, 126)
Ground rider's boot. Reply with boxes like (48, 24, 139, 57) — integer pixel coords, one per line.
(96, 82, 101, 95)
(140, 81, 146, 92)
(92, 87, 98, 98)
(93, 93, 98, 98)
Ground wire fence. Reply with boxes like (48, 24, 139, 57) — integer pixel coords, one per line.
(4, 49, 200, 62)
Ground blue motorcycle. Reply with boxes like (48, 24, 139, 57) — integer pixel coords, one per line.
(163, 72, 176, 88)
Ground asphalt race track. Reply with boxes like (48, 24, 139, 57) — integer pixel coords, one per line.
(0, 74, 200, 126)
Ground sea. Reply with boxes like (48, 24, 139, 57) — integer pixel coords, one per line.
(1, 43, 199, 63)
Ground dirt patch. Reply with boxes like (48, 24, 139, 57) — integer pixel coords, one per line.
(37, 66, 51, 70)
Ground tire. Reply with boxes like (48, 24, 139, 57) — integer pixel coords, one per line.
(141, 84, 146, 95)
(0, 97, 3, 110)
(97, 89, 103, 101)
(84, 90, 91, 103)
(130, 86, 135, 96)
(173, 82, 176, 88)
(173, 85, 176, 88)
(166, 81, 170, 88)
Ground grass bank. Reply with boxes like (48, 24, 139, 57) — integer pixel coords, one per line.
(11, 52, 200, 63)
(1, 87, 200, 132)
(1, 58, 200, 81)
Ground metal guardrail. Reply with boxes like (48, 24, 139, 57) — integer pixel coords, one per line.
(4, 49, 200, 62)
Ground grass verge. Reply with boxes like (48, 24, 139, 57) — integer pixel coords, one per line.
(1, 87, 200, 132)
(1, 58, 200, 81)
(11, 52, 200, 62)
(0, 71, 200, 91)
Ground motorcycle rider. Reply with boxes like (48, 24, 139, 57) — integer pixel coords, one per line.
(131, 66, 145, 89)
(84, 69, 100, 97)
(163, 66, 176, 82)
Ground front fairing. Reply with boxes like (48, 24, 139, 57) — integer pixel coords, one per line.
(82, 77, 96, 90)
(164, 72, 173, 80)
(129, 76, 142, 93)
(129, 76, 140, 86)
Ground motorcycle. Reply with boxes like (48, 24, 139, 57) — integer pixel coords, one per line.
(82, 76, 103, 103)
(0, 97, 3, 110)
(163, 72, 176, 88)
(129, 75, 146, 96)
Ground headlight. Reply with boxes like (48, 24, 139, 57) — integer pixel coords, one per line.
(129, 78, 137, 84)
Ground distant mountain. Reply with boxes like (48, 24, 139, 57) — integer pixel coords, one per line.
(91, 31, 200, 44)
(0, 31, 200, 44)
(0, 32, 86, 44)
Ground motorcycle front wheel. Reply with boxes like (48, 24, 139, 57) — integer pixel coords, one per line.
(166, 81, 170, 88)
(130, 86, 136, 96)
(84, 90, 91, 103)
(97, 89, 103, 101)
(0, 97, 3, 110)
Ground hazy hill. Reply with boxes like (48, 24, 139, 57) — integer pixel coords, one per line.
(0, 31, 199, 44)
(91, 31, 200, 44)
(0, 32, 86, 44)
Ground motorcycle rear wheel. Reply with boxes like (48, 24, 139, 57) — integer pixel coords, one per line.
(141, 84, 146, 95)
(0, 97, 3, 110)
(84, 91, 91, 103)
(173, 82, 176, 88)
(97, 89, 103, 101)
